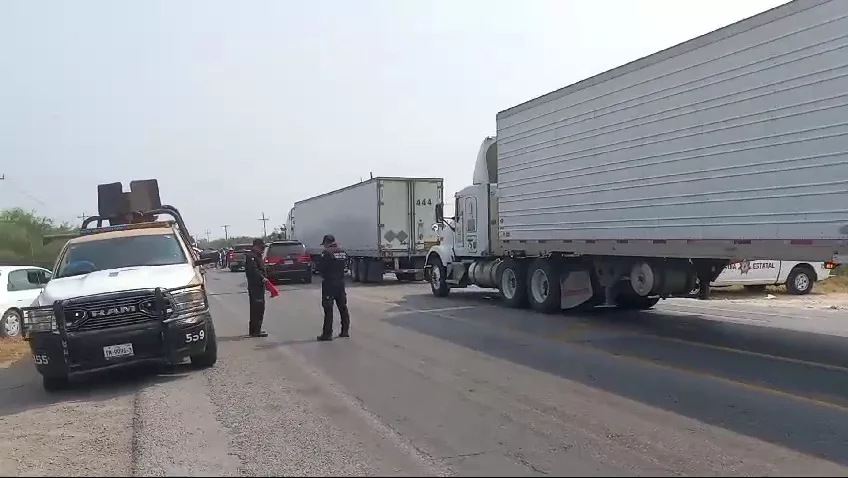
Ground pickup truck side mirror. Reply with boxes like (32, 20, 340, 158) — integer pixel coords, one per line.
(435, 203, 444, 223)
(197, 250, 219, 266)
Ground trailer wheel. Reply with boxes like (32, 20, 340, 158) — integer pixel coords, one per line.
(429, 256, 450, 297)
(360, 259, 372, 283)
(527, 258, 561, 314)
(786, 265, 815, 295)
(351, 259, 360, 282)
(499, 259, 528, 309)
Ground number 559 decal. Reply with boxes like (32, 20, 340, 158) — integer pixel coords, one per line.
(185, 330, 206, 343)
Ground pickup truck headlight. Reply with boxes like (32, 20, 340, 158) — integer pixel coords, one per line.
(23, 307, 57, 334)
(165, 286, 208, 324)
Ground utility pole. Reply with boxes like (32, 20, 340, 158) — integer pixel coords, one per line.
(222, 224, 230, 242)
(77, 212, 87, 221)
(258, 212, 269, 238)
(204, 229, 211, 243)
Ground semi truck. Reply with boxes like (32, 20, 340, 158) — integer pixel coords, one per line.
(290, 177, 444, 282)
(424, 0, 848, 312)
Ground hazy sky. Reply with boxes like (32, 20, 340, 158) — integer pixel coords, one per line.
(1, 0, 789, 239)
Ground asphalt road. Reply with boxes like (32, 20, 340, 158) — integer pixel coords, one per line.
(4, 269, 848, 476)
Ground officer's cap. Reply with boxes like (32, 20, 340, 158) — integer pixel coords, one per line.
(321, 234, 336, 245)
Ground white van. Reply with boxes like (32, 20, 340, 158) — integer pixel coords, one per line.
(712, 261, 835, 295)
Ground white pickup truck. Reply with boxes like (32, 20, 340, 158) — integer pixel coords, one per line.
(712, 261, 835, 295)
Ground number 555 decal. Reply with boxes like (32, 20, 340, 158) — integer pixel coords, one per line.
(185, 330, 206, 343)
(33, 354, 50, 365)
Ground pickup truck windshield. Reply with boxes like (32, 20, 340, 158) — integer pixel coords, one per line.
(55, 233, 188, 278)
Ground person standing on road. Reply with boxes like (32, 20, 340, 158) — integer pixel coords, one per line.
(245, 238, 270, 338)
(316, 234, 350, 341)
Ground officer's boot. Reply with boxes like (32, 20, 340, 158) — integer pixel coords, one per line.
(338, 305, 350, 338)
(317, 302, 334, 341)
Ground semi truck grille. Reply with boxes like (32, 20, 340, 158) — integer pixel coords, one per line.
(64, 293, 163, 332)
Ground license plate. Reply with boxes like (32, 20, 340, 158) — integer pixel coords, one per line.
(283, 260, 294, 265)
(103, 343, 134, 359)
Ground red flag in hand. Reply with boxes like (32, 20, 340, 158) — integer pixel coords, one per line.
(264, 279, 279, 298)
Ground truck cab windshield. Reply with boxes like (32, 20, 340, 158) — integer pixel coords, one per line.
(55, 233, 188, 278)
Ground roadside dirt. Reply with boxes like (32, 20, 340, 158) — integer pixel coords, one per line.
(708, 277, 848, 310)
(0, 337, 28, 367)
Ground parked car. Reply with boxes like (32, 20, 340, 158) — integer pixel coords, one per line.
(228, 244, 254, 272)
(263, 240, 313, 284)
(0, 266, 52, 337)
(711, 260, 836, 295)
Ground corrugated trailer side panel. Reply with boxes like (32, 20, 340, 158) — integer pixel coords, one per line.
(294, 180, 380, 257)
(496, 0, 848, 243)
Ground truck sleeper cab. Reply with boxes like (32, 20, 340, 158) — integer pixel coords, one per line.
(23, 216, 220, 391)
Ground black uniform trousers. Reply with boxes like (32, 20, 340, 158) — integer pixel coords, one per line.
(248, 290, 265, 335)
(321, 281, 350, 337)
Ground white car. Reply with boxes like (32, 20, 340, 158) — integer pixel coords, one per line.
(0, 265, 53, 337)
(711, 260, 834, 295)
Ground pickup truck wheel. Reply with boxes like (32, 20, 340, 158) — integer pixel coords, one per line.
(527, 259, 561, 314)
(429, 256, 450, 297)
(499, 259, 529, 309)
(1, 309, 22, 338)
(191, 323, 218, 368)
(43, 375, 69, 392)
(786, 266, 814, 295)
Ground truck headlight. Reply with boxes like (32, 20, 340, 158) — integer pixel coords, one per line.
(165, 286, 208, 323)
(23, 307, 57, 334)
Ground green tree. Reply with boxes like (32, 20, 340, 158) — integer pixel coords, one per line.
(0, 208, 77, 269)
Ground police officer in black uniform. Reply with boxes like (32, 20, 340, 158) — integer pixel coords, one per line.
(316, 234, 350, 341)
(244, 238, 269, 338)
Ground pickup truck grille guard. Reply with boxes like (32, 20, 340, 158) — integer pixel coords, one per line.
(23, 284, 201, 367)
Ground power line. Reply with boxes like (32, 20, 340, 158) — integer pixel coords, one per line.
(258, 212, 269, 238)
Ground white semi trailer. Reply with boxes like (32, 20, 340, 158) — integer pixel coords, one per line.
(424, 0, 848, 312)
(291, 177, 444, 282)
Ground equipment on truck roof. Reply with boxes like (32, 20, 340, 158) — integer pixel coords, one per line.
(43, 179, 195, 249)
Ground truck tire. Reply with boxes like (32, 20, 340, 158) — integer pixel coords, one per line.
(429, 256, 450, 297)
(786, 266, 814, 295)
(527, 258, 561, 314)
(360, 259, 372, 284)
(351, 259, 360, 282)
(615, 294, 660, 310)
(499, 259, 528, 309)
(191, 322, 218, 368)
(43, 375, 69, 392)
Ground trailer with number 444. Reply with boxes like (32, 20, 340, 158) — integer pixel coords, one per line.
(290, 177, 444, 282)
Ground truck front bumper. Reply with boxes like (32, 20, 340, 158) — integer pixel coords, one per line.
(27, 311, 213, 380)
